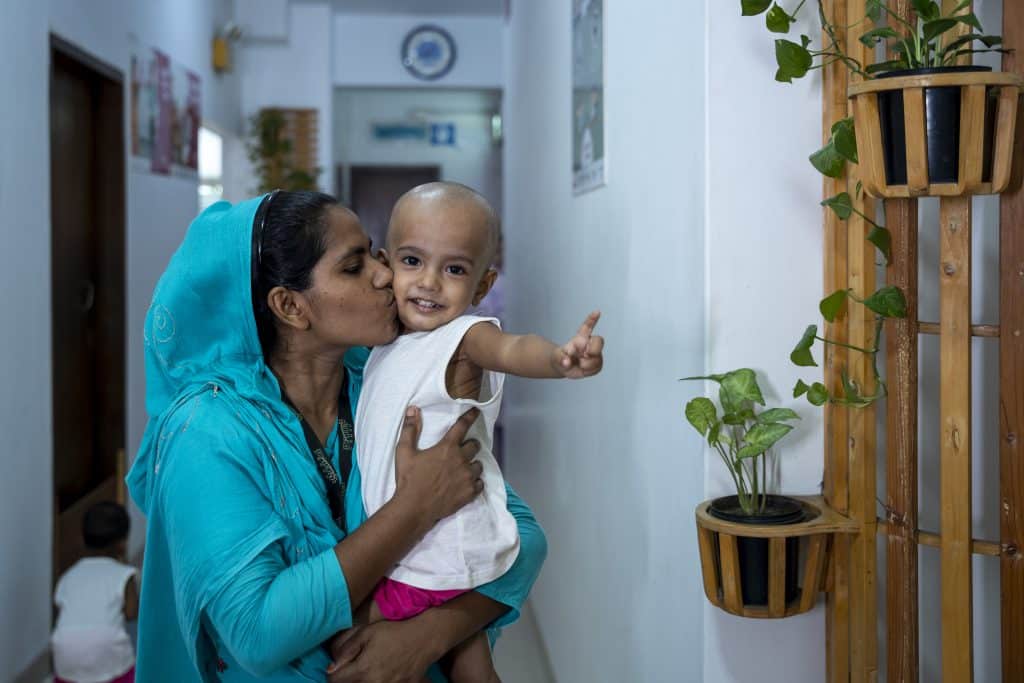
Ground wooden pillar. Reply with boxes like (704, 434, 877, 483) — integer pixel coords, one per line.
(845, 1, 878, 679)
(822, 1, 851, 680)
(884, 3, 920, 680)
(1000, 3, 1024, 681)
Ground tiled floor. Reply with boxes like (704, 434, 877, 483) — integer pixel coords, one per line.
(493, 601, 556, 683)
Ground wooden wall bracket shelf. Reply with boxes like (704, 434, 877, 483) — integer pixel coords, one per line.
(695, 496, 856, 619)
(848, 71, 1023, 198)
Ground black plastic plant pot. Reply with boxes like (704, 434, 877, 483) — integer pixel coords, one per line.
(708, 495, 805, 607)
(876, 66, 998, 186)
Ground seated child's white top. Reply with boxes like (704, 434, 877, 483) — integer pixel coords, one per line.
(356, 315, 520, 590)
(52, 556, 137, 683)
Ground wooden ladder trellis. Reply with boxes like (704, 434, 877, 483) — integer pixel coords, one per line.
(822, 1, 1024, 681)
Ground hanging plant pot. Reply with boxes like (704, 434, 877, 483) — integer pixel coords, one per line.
(848, 68, 1023, 198)
(695, 495, 856, 618)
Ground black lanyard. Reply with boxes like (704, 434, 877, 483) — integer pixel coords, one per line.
(280, 373, 354, 533)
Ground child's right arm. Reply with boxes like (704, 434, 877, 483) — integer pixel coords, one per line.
(461, 311, 604, 380)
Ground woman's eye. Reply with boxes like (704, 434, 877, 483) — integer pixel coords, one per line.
(342, 261, 363, 274)
(446, 265, 467, 276)
(401, 256, 420, 267)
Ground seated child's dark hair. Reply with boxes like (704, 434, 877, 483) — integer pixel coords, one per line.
(82, 501, 130, 550)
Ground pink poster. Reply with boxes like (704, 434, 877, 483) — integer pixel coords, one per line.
(130, 42, 201, 177)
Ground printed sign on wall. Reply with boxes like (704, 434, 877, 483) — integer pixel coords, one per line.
(130, 41, 201, 177)
(572, 0, 605, 194)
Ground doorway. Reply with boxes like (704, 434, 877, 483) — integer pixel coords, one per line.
(348, 165, 441, 249)
(49, 36, 126, 577)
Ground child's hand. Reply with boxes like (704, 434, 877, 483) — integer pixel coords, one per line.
(553, 311, 604, 379)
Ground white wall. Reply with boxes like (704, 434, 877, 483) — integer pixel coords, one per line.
(333, 88, 503, 212)
(0, 1, 240, 677)
(334, 14, 504, 88)
(502, 2, 707, 681)
(237, 1, 334, 195)
(704, 4, 828, 681)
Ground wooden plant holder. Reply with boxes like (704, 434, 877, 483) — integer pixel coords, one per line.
(848, 71, 1023, 197)
(695, 496, 856, 619)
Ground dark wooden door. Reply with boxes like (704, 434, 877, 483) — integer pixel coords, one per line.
(50, 38, 126, 574)
(349, 165, 441, 250)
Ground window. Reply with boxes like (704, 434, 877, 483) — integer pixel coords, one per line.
(198, 126, 224, 212)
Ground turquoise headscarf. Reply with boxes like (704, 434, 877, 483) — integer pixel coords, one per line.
(127, 197, 366, 680)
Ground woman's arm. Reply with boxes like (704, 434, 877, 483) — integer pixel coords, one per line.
(327, 484, 548, 682)
(164, 404, 484, 676)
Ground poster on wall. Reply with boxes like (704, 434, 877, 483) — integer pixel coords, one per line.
(572, 0, 604, 195)
(130, 40, 201, 178)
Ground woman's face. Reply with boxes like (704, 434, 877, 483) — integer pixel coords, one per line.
(301, 206, 398, 349)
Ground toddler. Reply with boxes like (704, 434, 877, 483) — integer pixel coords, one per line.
(354, 182, 603, 681)
(51, 501, 139, 683)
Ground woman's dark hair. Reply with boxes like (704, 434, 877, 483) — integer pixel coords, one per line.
(251, 190, 340, 355)
(83, 501, 130, 550)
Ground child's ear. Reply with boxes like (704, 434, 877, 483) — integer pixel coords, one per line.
(376, 248, 391, 266)
(472, 268, 498, 305)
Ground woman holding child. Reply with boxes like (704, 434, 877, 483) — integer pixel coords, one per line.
(125, 190, 553, 682)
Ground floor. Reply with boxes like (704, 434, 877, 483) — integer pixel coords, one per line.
(493, 601, 556, 683)
(40, 601, 555, 683)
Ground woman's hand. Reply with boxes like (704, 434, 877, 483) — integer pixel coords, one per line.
(393, 406, 483, 526)
(325, 620, 439, 683)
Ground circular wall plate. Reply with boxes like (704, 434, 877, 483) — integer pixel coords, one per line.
(401, 25, 457, 81)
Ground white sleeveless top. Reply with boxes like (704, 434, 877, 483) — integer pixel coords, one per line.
(356, 315, 520, 590)
(52, 556, 137, 682)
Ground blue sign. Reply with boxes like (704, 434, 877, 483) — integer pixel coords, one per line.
(430, 123, 456, 146)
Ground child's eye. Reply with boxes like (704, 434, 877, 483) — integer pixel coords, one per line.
(446, 265, 467, 276)
(401, 256, 420, 267)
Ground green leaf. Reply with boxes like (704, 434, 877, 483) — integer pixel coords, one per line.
(839, 373, 874, 408)
(822, 192, 854, 219)
(723, 412, 747, 426)
(685, 397, 717, 436)
(737, 422, 793, 458)
(807, 382, 830, 406)
(923, 18, 958, 44)
(944, 34, 1003, 54)
(955, 13, 983, 33)
(867, 225, 893, 265)
(860, 26, 899, 48)
(680, 373, 727, 383)
(911, 0, 940, 22)
(721, 369, 766, 409)
(775, 38, 813, 83)
(864, 285, 908, 318)
(819, 289, 849, 323)
(832, 117, 858, 163)
(793, 379, 810, 398)
(866, 0, 883, 22)
(866, 59, 910, 75)
(810, 141, 845, 178)
(708, 420, 724, 446)
(757, 408, 801, 423)
(791, 325, 819, 367)
(741, 0, 773, 15)
(766, 4, 793, 33)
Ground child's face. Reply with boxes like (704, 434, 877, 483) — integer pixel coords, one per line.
(386, 198, 495, 332)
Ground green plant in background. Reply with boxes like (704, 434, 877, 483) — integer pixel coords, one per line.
(246, 109, 321, 194)
(682, 369, 801, 515)
(742, 0, 1007, 82)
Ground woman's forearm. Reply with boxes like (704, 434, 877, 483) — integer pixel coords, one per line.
(333, 494, 433, 609)
(411, 591, 509, 663)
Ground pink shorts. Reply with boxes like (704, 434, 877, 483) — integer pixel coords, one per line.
(56, 667, 134, 683)
(373, 578, 468, 621)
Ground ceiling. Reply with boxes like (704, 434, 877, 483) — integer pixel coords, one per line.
(332, 0, 505, 16)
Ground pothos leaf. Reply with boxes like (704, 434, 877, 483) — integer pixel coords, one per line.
(791, 324, 819, 367)
(807, 382, 830, 406)
(819, 289, 849, 323)
(822, 192, 854, 219)
(775, 38, 813, 83)
(867, 225, 893, 265)
(766, 4, 793, 33)
(863, 285, 908, 319)
(741, 0, 773, 16)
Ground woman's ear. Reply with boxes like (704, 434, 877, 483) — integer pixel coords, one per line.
(472, 268, 498, 305)
(266, 286, 311, 331)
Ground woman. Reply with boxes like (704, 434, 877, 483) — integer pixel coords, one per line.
(126, 191, 547, 682)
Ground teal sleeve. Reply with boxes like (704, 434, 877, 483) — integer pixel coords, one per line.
(474, 482, 548, 629)
(205, 545, 350, 676)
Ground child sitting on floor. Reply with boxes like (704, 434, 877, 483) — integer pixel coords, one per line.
(52, 501, 139, 683)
